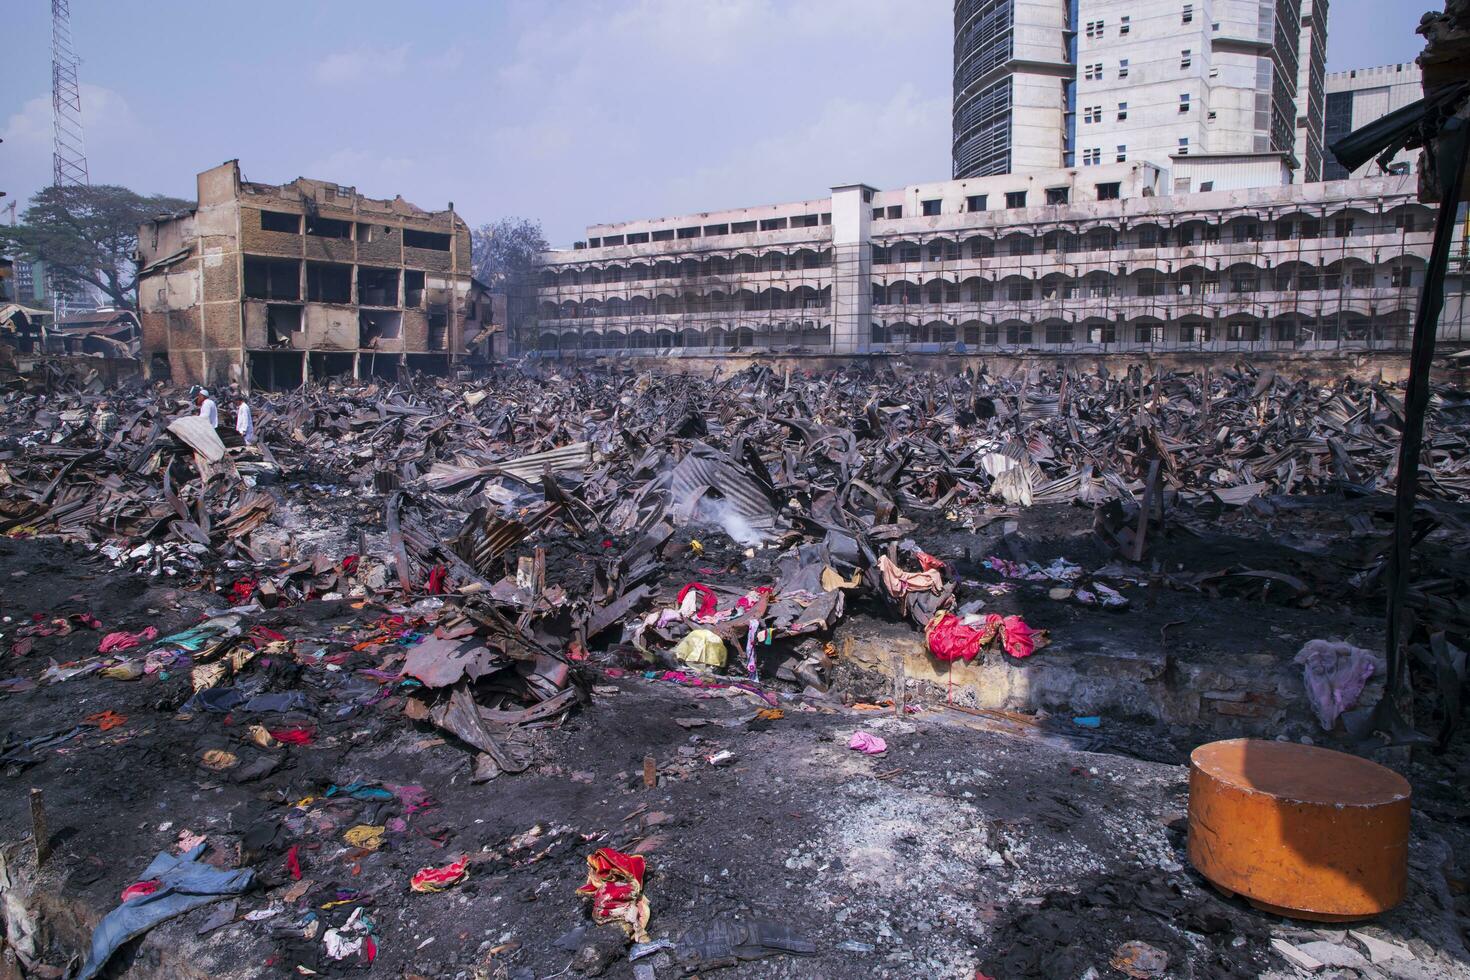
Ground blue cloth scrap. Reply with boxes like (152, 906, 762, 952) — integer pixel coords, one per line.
(76, 843, 254, 980)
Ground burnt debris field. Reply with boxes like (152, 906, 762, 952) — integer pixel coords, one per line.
(1, 362, 1469, 979)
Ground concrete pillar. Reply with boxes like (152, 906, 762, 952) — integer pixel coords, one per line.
(830, 183, 876, 353)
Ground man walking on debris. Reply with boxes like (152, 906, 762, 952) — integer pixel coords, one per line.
(234, 388, 255, 445)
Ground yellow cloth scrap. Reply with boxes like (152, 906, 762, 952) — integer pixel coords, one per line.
(672, 629, 726, 669)
(101, 661, 144, 681)
(188, 644, 258, 691)
(343, 824, 386, 851)
(248, 724, 279, 749)
(199, 749, 238, 771)
(820, 567, 862, 591)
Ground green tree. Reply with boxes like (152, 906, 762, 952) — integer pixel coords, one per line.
(0, 184, 192, 310)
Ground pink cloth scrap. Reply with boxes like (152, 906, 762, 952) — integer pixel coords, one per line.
(848, 731, 888, 755)
(99, 626, 160, 654)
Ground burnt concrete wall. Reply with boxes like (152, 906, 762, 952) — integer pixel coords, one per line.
(572, 350, 1417, 383)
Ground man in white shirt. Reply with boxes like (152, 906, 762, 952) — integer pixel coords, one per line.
(195, 388, 219, 427)
(235, 397, 255, 444)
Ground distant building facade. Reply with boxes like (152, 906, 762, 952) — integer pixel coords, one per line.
(1322, 62, 1423, 181)
(137, 160, 496, 388)
(529, 166, 1437, 357)
(953, 0, 1327, 187)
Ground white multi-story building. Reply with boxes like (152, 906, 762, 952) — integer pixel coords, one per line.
(529, 165, 1435, 357)
(1292, 0, 1329, 184)
(953, 0, 1326, 188)
(1322, 62, 1423, 180)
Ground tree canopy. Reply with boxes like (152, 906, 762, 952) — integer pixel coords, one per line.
(0, 184, 192, 309)
(470, 217, 549, 288)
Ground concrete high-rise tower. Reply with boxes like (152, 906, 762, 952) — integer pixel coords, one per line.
(953, 0, 1328, 189)
(952, 0, 1075, 179)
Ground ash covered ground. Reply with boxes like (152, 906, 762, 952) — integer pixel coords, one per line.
(1, 363, 1469, 979)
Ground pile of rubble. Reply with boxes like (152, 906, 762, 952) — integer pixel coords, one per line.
(1, 362, 1469, 976)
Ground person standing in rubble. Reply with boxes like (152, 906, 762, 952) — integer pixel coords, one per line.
(92, 400, 119, 442)
(194, 387, 219, 427)
(234, 390, 255, 445)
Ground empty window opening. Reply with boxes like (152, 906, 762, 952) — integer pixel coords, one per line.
(922, 199, 941, 216)
(792, 214, 820, 228)
(249, 350, 304, 391)
(266, 304, 303, 348)
(403, 269, 425, 307)
(1095, 181, 1120, 200)
(307, 351, 355, 381)
(651, 229, 675, 242)
(260, 210, 300, 234)
(306, 215, 352, 239)
(358, 267, 399, 306)
(627, 231, 651, 243)
(359, 310, 403, 348)
(1045, 187, 1070, 205)
(244, 258, 301, 301)
(356, 223, 392, 243)
(759, 217, 788, 231)
(676, 226, 701, 239)
(403, 229, 451, 251)
(306, 262, 352, 304)
(1227, 320, 1261, 341)
(427, 313, 449, 350)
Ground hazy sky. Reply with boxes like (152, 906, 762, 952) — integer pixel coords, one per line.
(1, 0, 1429, 247)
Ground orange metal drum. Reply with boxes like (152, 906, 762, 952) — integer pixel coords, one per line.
(1188, 738, 1410, 921)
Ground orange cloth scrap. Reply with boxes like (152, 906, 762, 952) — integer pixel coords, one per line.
(85, 710, 127, 731)
(576, 848, 650, 941)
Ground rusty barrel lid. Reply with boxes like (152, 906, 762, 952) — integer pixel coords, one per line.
(1188, 738, 1410, 921)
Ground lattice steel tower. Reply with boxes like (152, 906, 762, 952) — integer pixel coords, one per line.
(51, 0, 89, 188)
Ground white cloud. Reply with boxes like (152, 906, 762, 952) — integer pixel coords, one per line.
(2, 83, 150, 206)
(313, 44, 410, 85)
(665, 85, 951, 213)
(467, 0, 952, 243)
